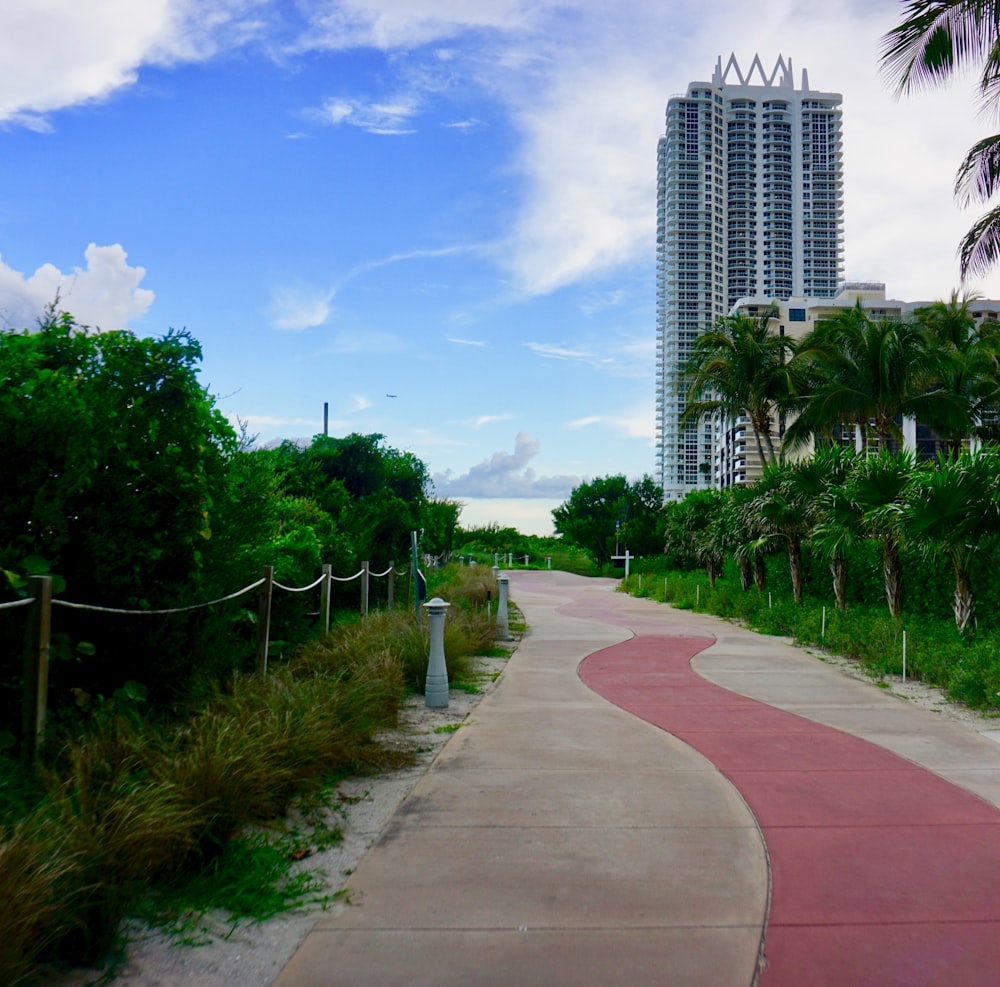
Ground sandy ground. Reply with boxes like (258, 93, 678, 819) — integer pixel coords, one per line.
(37, 616, 1000, 987)
(39, 654, 509, 987)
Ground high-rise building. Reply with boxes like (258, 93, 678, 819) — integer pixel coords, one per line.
(655, 54, 844, 500)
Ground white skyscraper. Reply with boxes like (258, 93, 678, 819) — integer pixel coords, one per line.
(655, 54, 844, 500)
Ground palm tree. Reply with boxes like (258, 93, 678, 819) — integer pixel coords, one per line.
(747, 463, 817, 604)
(846, 450, 916, 620)
(796, 445, 858, 611)
(881, 1, 1000, 279)
(914, 292, 1000, 453)
(903, 450, 1000, 634)
(681, 307, 794, 467)
(784, 303, 947, 454)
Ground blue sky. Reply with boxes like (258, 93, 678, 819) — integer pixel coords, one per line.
(4, 1, 1000, 535)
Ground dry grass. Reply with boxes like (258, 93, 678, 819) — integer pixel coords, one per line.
(0, 567, 500, 984)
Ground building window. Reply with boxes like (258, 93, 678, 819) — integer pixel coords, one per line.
(789, 308, 806, 322)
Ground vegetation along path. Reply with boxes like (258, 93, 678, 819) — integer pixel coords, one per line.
(275, 571, 1000, 986)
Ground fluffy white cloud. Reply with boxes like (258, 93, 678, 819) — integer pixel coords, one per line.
(0, 244, 154, 330)
(0, 1, 266, 123)
(432, 430, 581, 498)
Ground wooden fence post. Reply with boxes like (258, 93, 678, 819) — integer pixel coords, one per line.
(387, 561, 395, 609)
(360, 560, 370, 616)
(320, 564, 332, 634)
(22, 575, 52, 762)
(256, 565, 274, 675)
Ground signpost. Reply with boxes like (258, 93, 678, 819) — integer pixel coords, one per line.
(611, 551, 633, 581)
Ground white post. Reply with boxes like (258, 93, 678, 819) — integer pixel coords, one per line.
(423, 597, 451, 708)
(821, 605, 826, 642)
(497, 574, 510, 640)
(768, 591, 772, 609)
(902, 630, 907, 683)
(696, 584, 700, 606)
(546, 556, 551, 570)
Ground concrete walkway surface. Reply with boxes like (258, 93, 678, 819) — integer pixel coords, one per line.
(273, 571, 1000, 987)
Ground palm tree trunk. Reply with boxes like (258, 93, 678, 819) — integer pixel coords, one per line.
(830, 553, 847, 612)
(883, 539, 903, 619)
(953, 557, 976, 636)
(788, 536, 803, 604)
(753, 551, 767, 593)
(738, 555, 752, 591)
(753, 427, 767, 468)
(707, 559, 718, 589)
(762, 424, 777, 466)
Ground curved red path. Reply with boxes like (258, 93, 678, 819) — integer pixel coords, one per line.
(573, 610, 1000, 985)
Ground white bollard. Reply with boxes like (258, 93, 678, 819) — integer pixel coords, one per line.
(423, 597, 451, 708)
(497, 574, 510, 640)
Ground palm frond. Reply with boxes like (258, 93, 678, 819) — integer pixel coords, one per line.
(954, 132, 1000, 204)
(959, 202, 1000, 280)
(881, 0, 1000, 97)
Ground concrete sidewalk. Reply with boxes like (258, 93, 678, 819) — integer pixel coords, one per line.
(273, 571, 1000, 986)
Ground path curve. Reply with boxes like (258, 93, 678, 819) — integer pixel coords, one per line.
(564, 574, 1000, 986)
(274, 570, 767, 986)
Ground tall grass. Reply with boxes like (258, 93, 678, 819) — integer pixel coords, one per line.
(0, 568, 499, 985)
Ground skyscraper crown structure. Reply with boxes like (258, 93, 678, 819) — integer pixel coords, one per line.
(655, 54, 844, 500)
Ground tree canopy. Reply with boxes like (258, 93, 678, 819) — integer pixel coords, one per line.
(552, 475, 663, 565)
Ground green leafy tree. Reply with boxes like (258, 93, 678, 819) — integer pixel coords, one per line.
(0, 314, 234, 604)
(266, 433, 429, 567)
(681, 307, 794, 466)
(553, 475, 662, 565)
(0, 313, 238, 710)
(661, 489, 726, 586)
(882, 1, 1000, 279)
(420, 499, 462, 559)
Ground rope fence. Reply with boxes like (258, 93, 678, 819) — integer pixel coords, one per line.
(8, 555, 412, 761)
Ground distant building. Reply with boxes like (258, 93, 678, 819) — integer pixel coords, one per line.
(716, 283, 1000, 489)
(655, 54, 844, 500)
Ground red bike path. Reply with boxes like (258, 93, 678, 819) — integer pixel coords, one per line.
(570, 590, 1000, 986)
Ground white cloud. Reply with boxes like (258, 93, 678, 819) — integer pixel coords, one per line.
(566, 403, 655, 441)
(461, 413, 512, 427)
(310, 94, 419, 134)
(348, 394, 373, 412)
(447, 336, 488, 347)
(0, 243, 154, 330)
(269, 283, 334, 329)
(523, 341, 595, 361)
(0, 1, 267, 124)
(293, 0, 542, 53)
(288, 1, 1000, 300)
(432, 430, 581, 498)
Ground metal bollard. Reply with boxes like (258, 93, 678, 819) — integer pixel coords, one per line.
(497, 574, 510, 640)
(423, 597, 451, 708)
